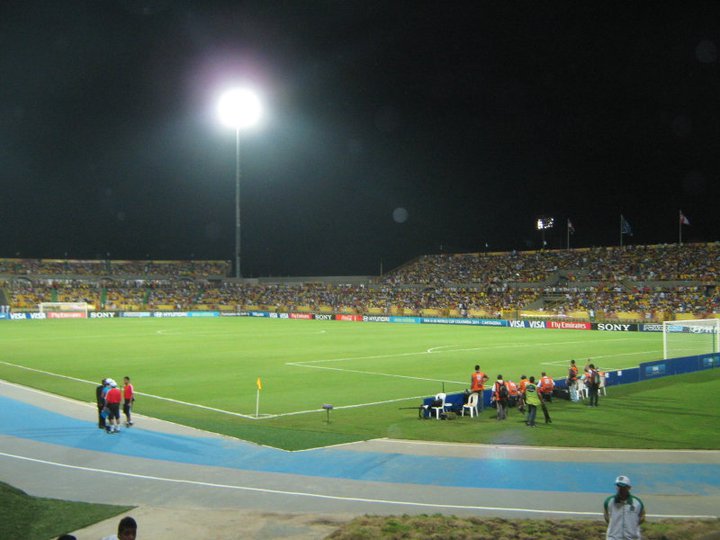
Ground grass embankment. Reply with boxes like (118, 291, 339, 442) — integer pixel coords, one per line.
(3, 481, 718, 540)
(0, 482, 132, 540)
(327, 515, 720, 539)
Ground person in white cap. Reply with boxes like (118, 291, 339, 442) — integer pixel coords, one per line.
(603, 475, 645, 540)
(104, 379, 123, 434)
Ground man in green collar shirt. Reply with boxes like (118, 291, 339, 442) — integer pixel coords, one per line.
(603, 475, 645, 540)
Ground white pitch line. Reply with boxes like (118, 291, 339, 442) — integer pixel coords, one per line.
(270, 395, 430, 418)
(0, 361, 259, 419)
(292, 336, 649, 367)
(540, 349, 661, 367)
(0, 452, 714, 519)
(427, 345, 459, 353)
(0, 361, 429, 421)
(286, 361, 466, 386)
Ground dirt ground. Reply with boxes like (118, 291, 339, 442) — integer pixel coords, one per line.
(69, 506, 353, 539)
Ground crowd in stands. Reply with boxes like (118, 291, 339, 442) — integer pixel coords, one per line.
(382, 243, 719, 286)
(0, 258, 229, 278)
(1, 243, 718, 320)
(551, 284, 718, 318)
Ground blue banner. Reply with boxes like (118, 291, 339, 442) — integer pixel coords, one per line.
(390, 316, 422, 324)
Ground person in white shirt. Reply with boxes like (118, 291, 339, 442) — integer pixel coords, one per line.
(102, 516, 137, 540)
(603, 475, 645, 540)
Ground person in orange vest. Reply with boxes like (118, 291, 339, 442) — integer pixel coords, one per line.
(470, 365, 489, 412)
(506, 379, 519, 409)
(567, 359, 580, 402)
(492, 374, 510, 420)
(538, 372, 555, 403)
(598, 368, 607, 395)
(517, 375, 528, 413)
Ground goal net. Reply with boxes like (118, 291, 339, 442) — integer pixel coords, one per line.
(38, 302, 89, 319)
(663, 319, 720, 359)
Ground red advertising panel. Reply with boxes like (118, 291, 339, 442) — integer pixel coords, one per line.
(335, 314, 363, 322)
(547, 321, 591, 330)
(289, 313, 313, 320)
(47, 312, 87, 319)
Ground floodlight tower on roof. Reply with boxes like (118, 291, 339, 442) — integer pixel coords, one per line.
(217, 87, 263, 279)
(536, 216, 555, 248)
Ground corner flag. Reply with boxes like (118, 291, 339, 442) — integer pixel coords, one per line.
(255, 377, 262, 417)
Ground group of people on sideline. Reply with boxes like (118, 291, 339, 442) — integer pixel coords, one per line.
(470, 365, 555, 426)
(466, 359, 607, 425)
(96, 376, 135, 433)
(567, 359, 606, 406)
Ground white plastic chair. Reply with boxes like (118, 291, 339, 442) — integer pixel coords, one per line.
(599, 374, 607, 396)
(430, 392, 447, 419)
(462, 392, 479, 417)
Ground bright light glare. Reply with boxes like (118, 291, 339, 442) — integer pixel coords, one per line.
(536, 217, 555, 230)
(217, 88, 262, 129)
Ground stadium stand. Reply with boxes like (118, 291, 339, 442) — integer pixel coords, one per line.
(0, 243, 718, 321)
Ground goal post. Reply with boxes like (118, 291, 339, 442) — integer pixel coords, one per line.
(663, 319, 720, 359)
(38, 302, 89, 319)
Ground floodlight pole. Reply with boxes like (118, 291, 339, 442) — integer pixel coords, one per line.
(217, 87, 262, 278)
(235, 129, 242, 279)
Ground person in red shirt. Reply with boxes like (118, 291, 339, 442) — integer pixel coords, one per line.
(104, 379, 122, 434)
(470, 365, 488, 412)
(122, 376, 135, 427)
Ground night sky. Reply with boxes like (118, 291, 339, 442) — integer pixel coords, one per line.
(2, 1, 719, 277)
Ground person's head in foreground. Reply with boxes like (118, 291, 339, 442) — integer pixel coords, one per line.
(118, 516, 137, 540)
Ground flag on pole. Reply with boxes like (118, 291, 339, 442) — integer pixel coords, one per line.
(255, 377, 262, 417)
(679, 210, 690, 225)
(567, 219, 575, 234)
(620, 215, 633, 235)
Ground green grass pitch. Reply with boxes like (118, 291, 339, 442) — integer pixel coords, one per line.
(2, 317, 718, 451)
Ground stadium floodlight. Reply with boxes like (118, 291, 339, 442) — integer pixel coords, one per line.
(536, 217, 555, 230)
(217, 88, 262, 130)
(217, 87, 263, 279)
(536, 217, 555, 248)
